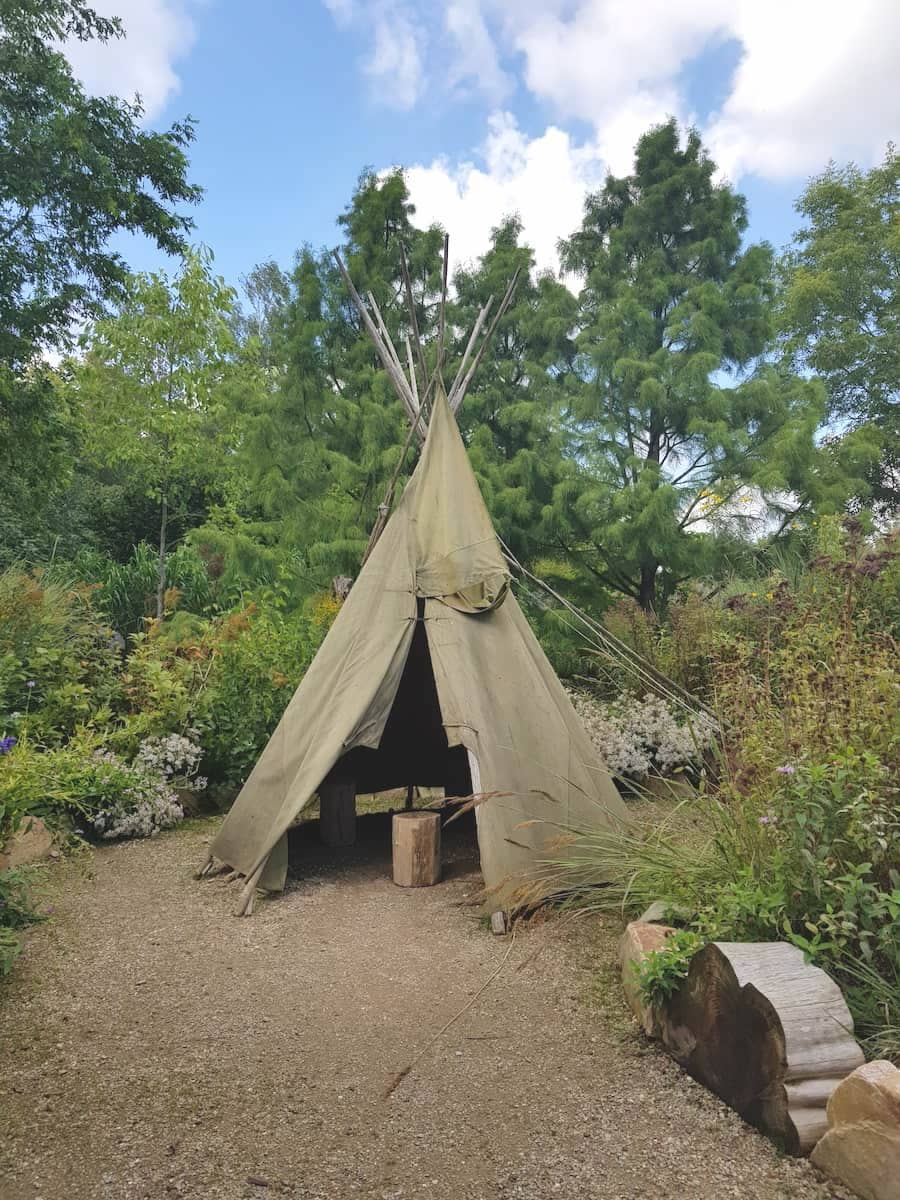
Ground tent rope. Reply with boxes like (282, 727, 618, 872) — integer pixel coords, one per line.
(383, 929, 517, 1099)
(498, 537, 717, 723)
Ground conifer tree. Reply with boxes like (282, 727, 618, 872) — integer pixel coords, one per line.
(556, 121, 845, 610)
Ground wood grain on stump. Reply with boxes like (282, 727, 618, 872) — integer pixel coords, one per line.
(392, 811, 441, 887)
(658, 941, 865, 1154)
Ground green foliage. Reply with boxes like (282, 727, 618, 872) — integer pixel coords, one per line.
(0, 866, 45, 977)
(0, 565, 123, 743)
(72, 542, 214, 635)
(0, 0, 200, 367)
(549, 526, 899, 1049)
(635, 929, 704, 1007)
(73, 249, 252, 619)
(1, 728, 187, 842)
(779, 146, 900, 511)
(555, 120, 865, 610)
(451, 216, 573, 561)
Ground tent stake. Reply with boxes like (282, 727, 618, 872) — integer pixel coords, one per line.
(234, 861, 265, 917)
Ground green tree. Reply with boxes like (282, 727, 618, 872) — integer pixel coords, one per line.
(451, 215, 574, 561)
(75, 251, 246, 618)
(0, 0, 200, 366)
(779, 148, 899, 513)
(0, 1, 200, 560)
(228, 171, 446, 591)
(556, 120, 839, 611)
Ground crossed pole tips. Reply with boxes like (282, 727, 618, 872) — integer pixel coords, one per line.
(331, 235, 520, 439)
(332, 235, 520, 567)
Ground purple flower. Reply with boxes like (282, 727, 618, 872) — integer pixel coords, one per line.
(776, 764, 795, 775)
(760, 815, 778, 825)
(0, 735, 16, 755)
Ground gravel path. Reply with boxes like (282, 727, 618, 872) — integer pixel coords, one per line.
(1, 816, 852, 1200)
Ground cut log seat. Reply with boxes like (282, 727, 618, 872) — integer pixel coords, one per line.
(657, 940, 865, 1154)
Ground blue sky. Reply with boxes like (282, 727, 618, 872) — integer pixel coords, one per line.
(68, 1, 899, 292)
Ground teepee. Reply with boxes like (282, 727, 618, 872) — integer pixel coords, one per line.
(200, 241, 629, 915)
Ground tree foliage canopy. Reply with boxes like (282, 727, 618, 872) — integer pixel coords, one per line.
(779, 148, 900, 511)
(551, 121, 849, 609)
(0, 0, 200, 367)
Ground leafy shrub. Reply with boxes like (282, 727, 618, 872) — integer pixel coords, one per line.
(0, 566, 124, 742)
(0, 729, 197, 843)
(552, 526, 899, 1056)
(84, 748, 184, 840)
(0, 867, 45, 977)
(71, 542, 214, 634)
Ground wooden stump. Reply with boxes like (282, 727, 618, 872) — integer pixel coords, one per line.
(392, 811, 441, 887)
(657, 941, 865, 1154)
(319, 777, 356, 847)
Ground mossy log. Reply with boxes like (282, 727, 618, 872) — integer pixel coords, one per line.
(658, 941, 865, 1154)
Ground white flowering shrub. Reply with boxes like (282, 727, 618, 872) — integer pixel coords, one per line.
(136, 732, 207, 792)
(568, 689, 717, 781)
(87, 749, 185, 840)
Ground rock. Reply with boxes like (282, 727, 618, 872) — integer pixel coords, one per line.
(0, 817, 54, 871)
(637, 900, 670, 924)
(644, 773, 696, 801)
(618, 920, 674, 1036)
(811, 1060, 900, 1200)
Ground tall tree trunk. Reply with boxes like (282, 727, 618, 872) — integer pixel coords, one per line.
(639, 419, 662, 612)
(638, 559, 658, 612)
(156, 494, 168, 621)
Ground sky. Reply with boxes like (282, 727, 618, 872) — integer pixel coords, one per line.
(65, 0, 900, 292)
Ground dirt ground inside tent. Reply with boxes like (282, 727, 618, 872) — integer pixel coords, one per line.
(0, 815, 852, 1200)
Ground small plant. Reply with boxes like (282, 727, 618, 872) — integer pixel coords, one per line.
(635, 929, 705, 1007)
(0, 866, 45, 977)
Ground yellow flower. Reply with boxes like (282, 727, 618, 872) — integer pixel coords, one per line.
(750, 592, 758, 598)
(766, 592, 774, 599)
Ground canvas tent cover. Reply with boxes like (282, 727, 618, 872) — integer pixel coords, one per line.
(210, 388, 629, 901)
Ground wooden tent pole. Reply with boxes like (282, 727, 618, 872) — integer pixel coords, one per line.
(438, 232, 449, 362)
(367, 288, 427, 444)
(332, 250, 425, 445)
(399, 242, 429, 391)
(449, 296, 493, 401)
(405, 335, 419, 409)
(449, 268, 520, 412)
(234, 861, 265, 917)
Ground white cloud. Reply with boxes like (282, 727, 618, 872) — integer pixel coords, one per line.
(406, 112, 605, 276)
(63, 0, 195, 120)
(706, 0, 900, 180)
(444, 0, 510, 104)
(364, 4, 425, 110)
(362, 0, 900, 279)
(326, 0, 900, 181)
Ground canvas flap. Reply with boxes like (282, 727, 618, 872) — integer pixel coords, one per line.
(412, 388, 510, 612)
